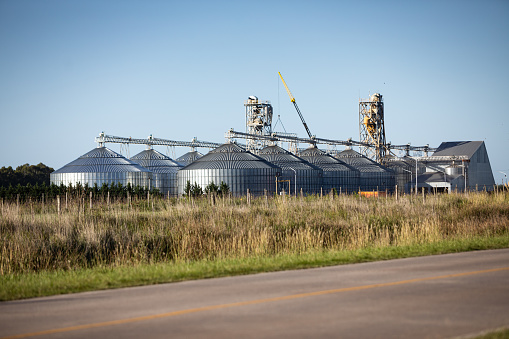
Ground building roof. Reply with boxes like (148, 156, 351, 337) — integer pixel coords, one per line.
(432, 141, 483, 159)
(418, 171, 462, 183)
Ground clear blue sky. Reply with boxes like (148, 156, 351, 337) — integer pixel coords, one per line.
(1, 0, 508, 184)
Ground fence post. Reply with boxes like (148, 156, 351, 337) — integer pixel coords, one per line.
(57, 195, 61, 215)
(395, 185, 398, 201)
(89, 191, 92, 210)
(247, 188, 251, 206)
(422, 187, 425, 203)
(320, 187, 323, 198)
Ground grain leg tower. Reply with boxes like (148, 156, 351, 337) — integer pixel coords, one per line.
(359, 93, 386, 163)
(245, 96, 273, 153)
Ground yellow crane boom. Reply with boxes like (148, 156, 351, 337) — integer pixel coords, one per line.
(278, 72, 295, 103)
(278, 72, 313, 140)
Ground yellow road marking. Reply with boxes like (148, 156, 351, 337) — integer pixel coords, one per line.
(3, 266, 509, 339)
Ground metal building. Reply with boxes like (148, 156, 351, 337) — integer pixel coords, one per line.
(298, 146, 360, 193)
(334, 149, 395, 192)
(176, 151, 203, 166)
(177, 143, 281, 196)
(419, 141, 495, 192)
(258, 145, 323, 194)
(50, 147, 151, 188)
(130, 148, 183, 197)
(384, 141, 495, 193)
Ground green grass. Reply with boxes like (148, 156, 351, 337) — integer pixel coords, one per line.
(473, 327, 509, 339)
(1, 191, 508, 301)
(1, 234, 508, 301)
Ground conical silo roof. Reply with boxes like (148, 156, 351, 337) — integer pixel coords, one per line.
(299, 147, 354, 170)
(50, 146, 151, 189)
(335, 149, 391, 173)
(131, 149, 182, 174)
(259, 145, 323, 194)
(258, 145, 321, 170)
(131, 149, 182, 196)
(177, 143, 281, 196)
(52, 147, 151, 174)
(298, 146, 360, 193)
(335, 149, 395, 191)
(184, 143, 280, 170)
(176, 151, 203, 166)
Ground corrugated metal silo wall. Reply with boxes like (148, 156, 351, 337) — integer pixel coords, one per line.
(177, 167, 280, 197)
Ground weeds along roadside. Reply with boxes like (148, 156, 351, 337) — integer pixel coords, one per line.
(1, 191, 508, 276)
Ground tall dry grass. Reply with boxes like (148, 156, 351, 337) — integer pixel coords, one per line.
(1, 191, 508, 275)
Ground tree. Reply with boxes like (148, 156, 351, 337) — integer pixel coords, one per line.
(219, 181, 230, 196)
(191, 182, 203, 197)
(0, 163, 54, 187)
(204, 181, 219, 195)
(183, 180, 192, 197)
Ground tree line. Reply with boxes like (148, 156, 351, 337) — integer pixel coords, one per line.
(0, 182, 160, 202)
(0, 163, 54, 187)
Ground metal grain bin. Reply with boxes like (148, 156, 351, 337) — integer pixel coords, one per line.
(177, 143, 281, 196)
(334, 149, 395, 192)
(298, 146, 360, 193)
(384, 155, 425, 193)
(258, 145, 322, 195)
(50, 147, 151, 189)
(131, 149, 183, 197)
(176, 151, 203, 166)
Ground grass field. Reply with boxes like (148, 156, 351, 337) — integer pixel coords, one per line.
(1, 190, 508, 300)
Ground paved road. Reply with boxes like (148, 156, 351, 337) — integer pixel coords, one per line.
(1, 249, 508, 339)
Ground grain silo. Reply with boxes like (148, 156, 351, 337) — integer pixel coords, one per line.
(298, 146, 360, 193)
(258, 145, 322, 194)
(384, 155, 425, 193)
(176, 151, 203, 166)
(334, 149, 395, 192)
(177, 143, 281, 196)
(130, 148, 183, 197)
(50, 146, 151, 188)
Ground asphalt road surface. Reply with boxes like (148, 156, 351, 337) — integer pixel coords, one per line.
(1, 249, 508, 339)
